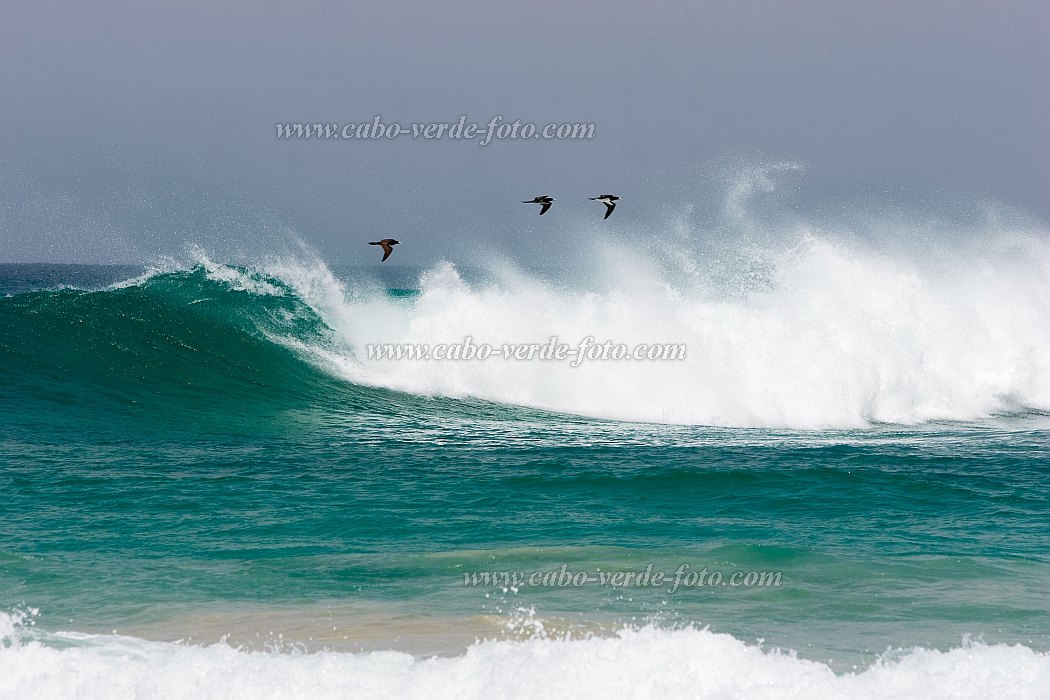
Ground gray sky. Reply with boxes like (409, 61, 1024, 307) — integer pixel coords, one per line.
(1, 0, 1047, 265)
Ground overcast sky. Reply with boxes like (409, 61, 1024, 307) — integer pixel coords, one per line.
(1, 0, 1047, 265)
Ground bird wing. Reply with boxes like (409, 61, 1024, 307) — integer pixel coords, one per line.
(539, 201, 552, 215)
(603, 202, 615, 219)
(381, 244, 393, 261)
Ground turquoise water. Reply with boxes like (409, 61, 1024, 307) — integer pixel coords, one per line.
(3, 262, 1048, 660)
(1, 257, 1049, 695)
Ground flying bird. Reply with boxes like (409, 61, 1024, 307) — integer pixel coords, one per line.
(523, 196, 555, 215)
(590, 195, 619, 219)
(369, 239, 400, 262)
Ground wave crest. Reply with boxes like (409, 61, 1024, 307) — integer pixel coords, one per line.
(2, 612, 1047, 700)
(4, 212, 1049, 429)
(316, 229, 1050, 428)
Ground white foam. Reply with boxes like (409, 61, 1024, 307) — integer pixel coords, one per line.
(196, 254, 286, 297)
(196, 164, 1050, 429)
(264, 221, 1050, 428)
(2, 613, 1047, 700)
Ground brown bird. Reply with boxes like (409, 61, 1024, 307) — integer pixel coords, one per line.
(523, 195, 554, 215)
(369, 239, 400, 262)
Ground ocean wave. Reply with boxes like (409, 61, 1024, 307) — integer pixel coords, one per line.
(3, 214, 1049, 429)
(290, 222, 1050, 428)
(1, 610, 1046, 699)
(0, 263, 354, 432)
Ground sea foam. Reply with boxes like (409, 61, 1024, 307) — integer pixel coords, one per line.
(2, 612, 1047, 699)
(256, 215, 1050, 429)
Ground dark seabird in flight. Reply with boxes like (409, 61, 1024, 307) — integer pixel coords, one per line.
(590, 194, 619, 219)
(369, 239, 400, 262)
(523, 196, 555, 215)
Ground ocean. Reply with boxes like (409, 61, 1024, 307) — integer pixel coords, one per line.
(1, 227, 1049, 697)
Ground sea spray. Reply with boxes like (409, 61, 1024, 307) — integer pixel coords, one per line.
(267, 227, 1050, 428)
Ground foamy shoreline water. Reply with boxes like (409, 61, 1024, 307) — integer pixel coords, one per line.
(3, 610, 1048, 700)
